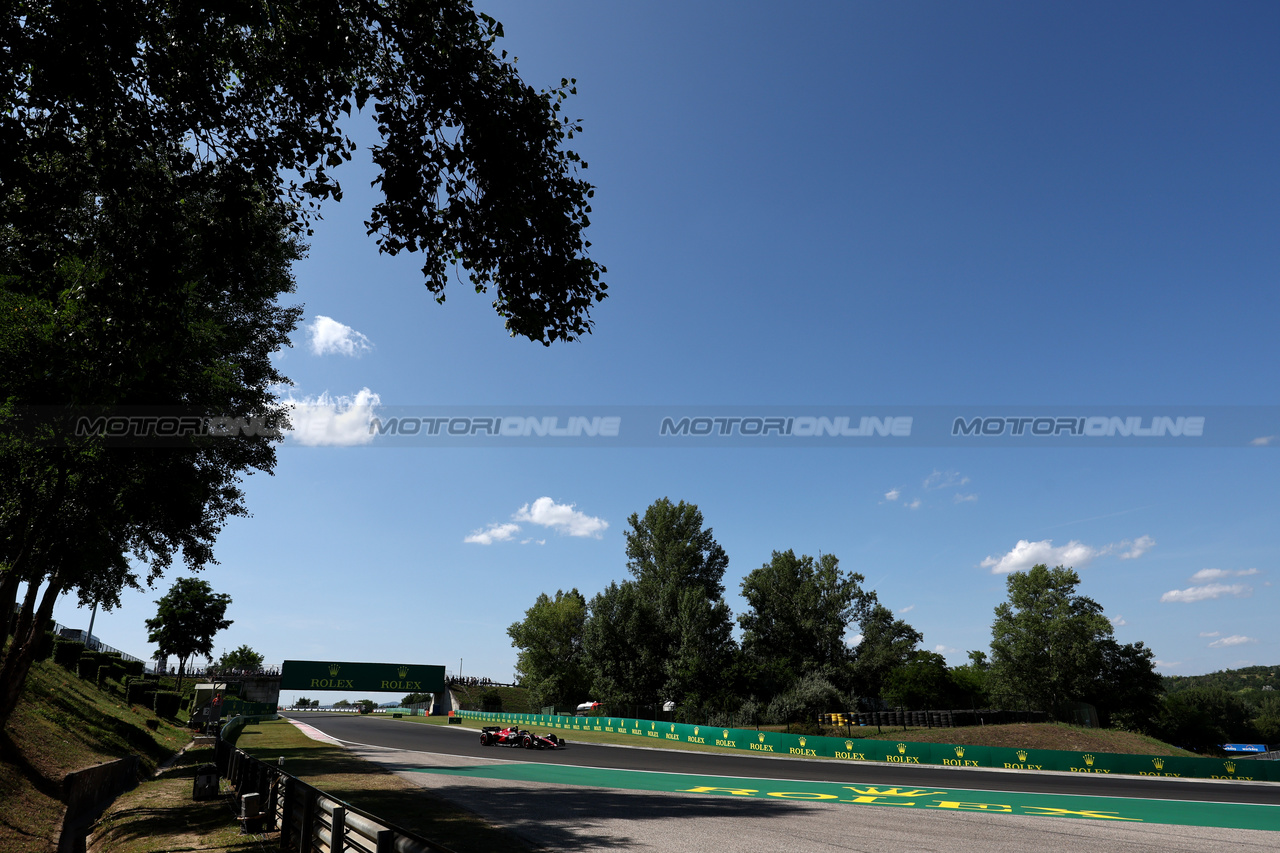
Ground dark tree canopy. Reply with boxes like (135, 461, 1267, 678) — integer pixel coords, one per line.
(507, 588, 590, 710)
(987, 564, 1156, 720)
(882, 650, 954, 711)
(848, 601, 923, 702)
(0, 0, 604, 728)
(218, 644, 265, 672)
(582, 580, 664, 709)
(612, 499, 737, 712)
(624, 498, 729, 604)
(738, 550, 865, 700)
(1, 0, 606, 345)
(0, 157, 300, 725)
(145, 577, 233, 691)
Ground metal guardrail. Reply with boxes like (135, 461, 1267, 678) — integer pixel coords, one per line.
(215, 737, 455, 852)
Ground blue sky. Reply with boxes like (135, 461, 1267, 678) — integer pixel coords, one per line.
(52, 1, 1279, 702)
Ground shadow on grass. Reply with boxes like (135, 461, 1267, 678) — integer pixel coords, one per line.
(92, 795, 261, 853)
(153, 747, 217, 782)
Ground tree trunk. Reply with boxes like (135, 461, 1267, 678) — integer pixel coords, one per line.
(0, 570, 21, 640)
(0, 575, 64, 728)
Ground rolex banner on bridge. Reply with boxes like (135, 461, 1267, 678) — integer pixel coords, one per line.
(455, 711, 1280, 784)
(281, 660, 446, 693)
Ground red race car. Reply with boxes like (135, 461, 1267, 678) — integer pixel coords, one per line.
(479, 726, 566, 749)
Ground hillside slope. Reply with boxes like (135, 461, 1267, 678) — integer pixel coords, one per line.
(1164, 664, 1280, 696)
(0, 656, 190, 853)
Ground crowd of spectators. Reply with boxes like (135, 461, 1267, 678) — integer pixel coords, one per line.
(448, 675, 513, 688)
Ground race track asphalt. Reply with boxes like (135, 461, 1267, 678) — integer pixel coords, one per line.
(285, 712, 1278, 805)
(281, 713, 1280, 851)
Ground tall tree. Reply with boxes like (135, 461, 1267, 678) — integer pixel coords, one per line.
(1085, 639, 1164, 731)
(217, 645, 265, 673)
(507, 589, 590, 710)
(882, 650, 955, 711)
(738, 550, 865, 701)
(145, 578, 233, 692)
(1, 0, 606, 727)
(848, 602, 923, 702)
(582, 581, 664, 710)
(1, 0, 606, 345)
(947, 650, 993, 709)
(988, 564, 1114, 716)
(664, 589, 738, 713)
(0, 158, 300, 727)
(624, 498, 729, 603)
(609, 498, 737, 711)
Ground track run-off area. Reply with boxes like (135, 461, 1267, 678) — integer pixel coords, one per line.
(285, 712, 1280, 851)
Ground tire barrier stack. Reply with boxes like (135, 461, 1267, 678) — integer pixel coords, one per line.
(458, 710, 1280, 783)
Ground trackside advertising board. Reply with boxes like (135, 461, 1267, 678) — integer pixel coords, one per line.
(456, 711, 1280, 783)
(281, 660, 445, 693)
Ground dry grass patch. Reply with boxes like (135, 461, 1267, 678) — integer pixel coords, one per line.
(848, 722, 1197, 756)
(88, 746, 260, 853)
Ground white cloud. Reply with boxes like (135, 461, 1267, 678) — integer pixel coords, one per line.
(1208, 635, 1256, 648)
(513, 497, 608, 538)
(884, 488, 901, 501)
(1190, 567, 1260, 582)
(1251, 435, 1278, 447)
(981, 538, 1103, 574)
(898, 605, 915, 614)
(935, 644, 959, 654)
(467, 497, 607, 545)
(848, 633, 864, 647)
(1154, 660, 1182, 669)
(285, 388, 380, 446)
(465, 523, 521, 545)
(308, 315, 373, 357)
(924, 470, 970, 491)
(980, 534, 1154, 574)
(954, 493, 978, 503)
(1199, 631, 1221, 638)
(1116, 535, 1155, 560)
(905, 498, 922, 510)
(1110, 615, 1127, 627)
(1160, 583, 1253, 603)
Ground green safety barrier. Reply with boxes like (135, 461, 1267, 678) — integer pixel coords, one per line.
(455, 710, 1280, 783)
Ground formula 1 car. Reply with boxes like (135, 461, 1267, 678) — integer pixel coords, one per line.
(479, 726, 566, 749)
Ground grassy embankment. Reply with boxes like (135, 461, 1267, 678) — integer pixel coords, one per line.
(448, 683, 535, 713)
(2, 655, 531, 853)
(0, 655, 190, 853)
